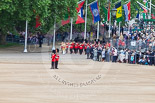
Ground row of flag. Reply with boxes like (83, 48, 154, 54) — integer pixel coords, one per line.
(61, 0, 131, 26)
(36, 0, 152, 28)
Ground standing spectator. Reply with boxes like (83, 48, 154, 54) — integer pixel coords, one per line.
(106, 47, 111, 62)
(102, 49, 106, 62)
(90, 45, 94, 59)
(93, 48, 97, 61)
(130, 54, 134, 64)
(38, 32, 44, 47)
(149, 51, 154, 65)
(86, 45, 90, 59)
(125, 49, 129, 63)
(113, 48, 118, 62)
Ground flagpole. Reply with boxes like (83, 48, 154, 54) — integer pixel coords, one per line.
(97, 0, 100, 40)
(108, 1, 111, 38)
(88, 0, 98, 6)
(150, 0, 151, 19)
(24, 20, 28, 53)
(70, 18, 73, 40)
(137, 1, 150, 10)
(128, 21, 130, 34)
(149, 0, 151, 30)
(108, 15, 111, 38)
(139, 13, 140, 21)
(84, 0, 87, 40)
(119, 22, 121, 36)
(52, 20, 56, 50)
(97, 22, 99, 40)
(77, 0, 84, 4)
(114, 0, 121, 5)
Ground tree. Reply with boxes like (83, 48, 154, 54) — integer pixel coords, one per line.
(0, 0, 51, 44)
(0, 0, 153, 44)
(0, 0, 78, 44)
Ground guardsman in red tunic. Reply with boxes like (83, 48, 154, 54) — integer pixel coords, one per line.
(70, 43, 73, 54)
(71, 42, 75, 53)
(51, 51, 56, 69)
(79, 44, 83, 55)
(74, 43, 78, 54)
(55, 48, 59, 69)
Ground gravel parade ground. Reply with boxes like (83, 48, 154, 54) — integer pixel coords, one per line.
(0, 46, 155, 103)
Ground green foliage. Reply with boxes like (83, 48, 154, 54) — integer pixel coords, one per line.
(0, 0, 154, 36)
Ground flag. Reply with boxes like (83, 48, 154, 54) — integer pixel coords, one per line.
(76, 0, 85, 24)
(143, 1, 148, 19)
(35, 15, 41, 28)
(108, 2, 110, 21)
(89, 1, 100, 24)
(115, 1, 122, 22)
(138, 3, 147, 13)
(123, 4, 128, 21)
(102, 6, 107, 22)
(123, 1, 130, 22)
(61, 9, 70, 26)
(136, 9, 140, 19)
(127, 1, 131, 20)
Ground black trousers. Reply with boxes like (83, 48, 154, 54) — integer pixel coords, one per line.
(70, 49, 73, 54)
(74, 48, 76, 53)
(149, 57, 153, 65)
(90, 53, 93, 59)
(39, 42, 42, 47)
(51, 62, 55, 69)
(79, 49, 83, 55)
(55, 61, 58, 69)
(113, 56, 117, 62)
(75, 48, 78, 54)
(87, 53, 89, 59)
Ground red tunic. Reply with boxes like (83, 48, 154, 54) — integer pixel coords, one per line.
(71, 43, 74, 47)
(70, 45, 73, 49)
(51, 54, 56, 62)
(75, 45, 78, 49)
(79, 45, 83, 49)
(81, 44, 84, 47)
(55, 54, 59, 61)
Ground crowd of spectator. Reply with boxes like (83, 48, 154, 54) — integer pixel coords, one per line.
(60, 29, 154, 66)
